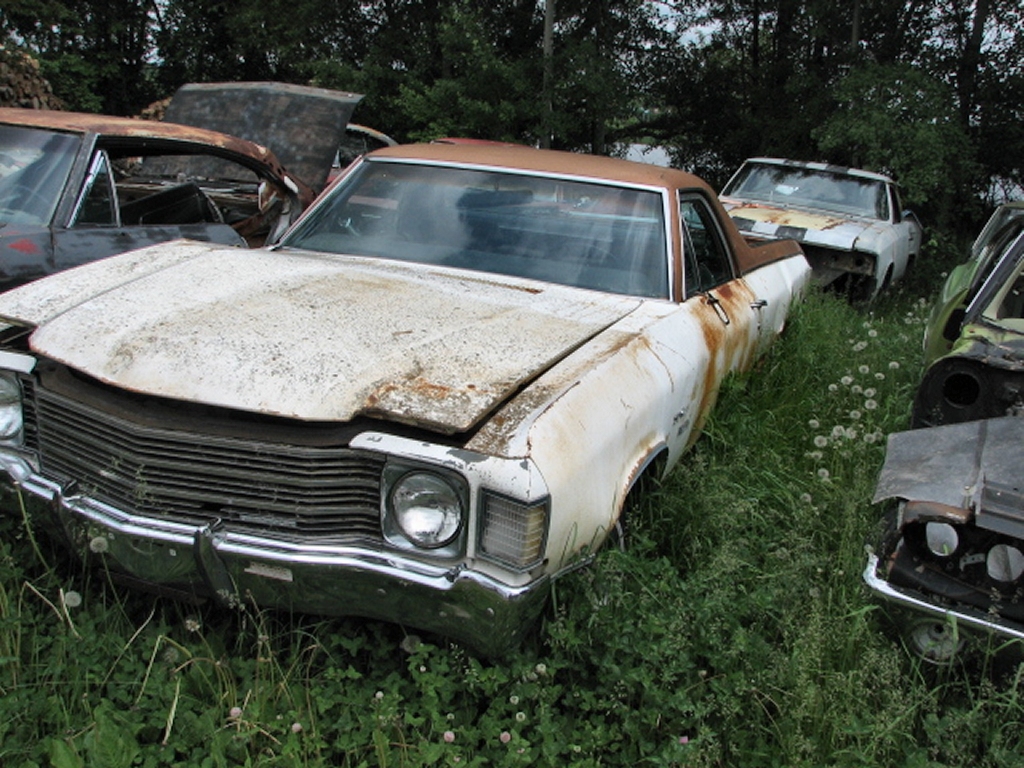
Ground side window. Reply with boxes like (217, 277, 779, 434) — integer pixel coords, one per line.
(680, 195, 733, 296)
(73, 151, 117, 226)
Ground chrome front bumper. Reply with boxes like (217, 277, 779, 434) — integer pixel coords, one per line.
(863, 551, 1024, 646)
(2, 455, 549, 655)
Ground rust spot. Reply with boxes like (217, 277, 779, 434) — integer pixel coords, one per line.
(7, 239, 40, 255)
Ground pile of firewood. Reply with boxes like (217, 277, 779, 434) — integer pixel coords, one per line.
(0, 46, 63, 110)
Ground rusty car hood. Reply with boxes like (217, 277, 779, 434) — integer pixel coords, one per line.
(161, 82, 362, 193)
(0, 241, 640, 433)
(722, 201, 879, 251)
(873, 416, 1024, 519)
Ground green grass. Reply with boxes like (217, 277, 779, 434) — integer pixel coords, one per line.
(3, 242, 1024, 766)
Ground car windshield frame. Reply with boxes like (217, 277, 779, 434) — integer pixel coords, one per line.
(280, 158, 672, 299)
(0, 124, 81, 226)
(724, 163, 890, 221)
(966, 228, 1024, 332)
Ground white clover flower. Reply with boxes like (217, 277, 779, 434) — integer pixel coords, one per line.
(184, 617, 201, 633)
(864, 399, 878, 411)
(858, 365, 870, 375)
(808, 418, 820, 429)
(374, 691, 385, 701)
(515, 712, 526, 723)
(509, 695, 520, 706)
(813, 435, 828, 448)
(535, 663, 547, 676)
(292, 722, 303, 734)
(443, 731, 456, 743)
(63, 590, 82, 609)
(229, 707, 243, 719)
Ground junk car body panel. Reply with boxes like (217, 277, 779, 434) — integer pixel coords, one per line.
(0, 143, 810, 652)
(720, 157, 921, 299)
(912, 228, 1024, 428)
(0, 107, 315, 289)
(923, 202, 1024, 364)
(864, 416, 1024, 658)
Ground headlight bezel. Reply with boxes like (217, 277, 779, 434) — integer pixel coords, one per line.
(381, 461, 468, 556)
(0, 369, 25, 445)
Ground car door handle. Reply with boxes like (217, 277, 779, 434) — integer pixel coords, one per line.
(705, 292, 730, 325)
(750, 299, 768, 310)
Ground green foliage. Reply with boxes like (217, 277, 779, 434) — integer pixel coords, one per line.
(813, 62, 977, 214)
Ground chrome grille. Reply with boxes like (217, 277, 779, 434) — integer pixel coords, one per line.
(25, 382, 385, 540)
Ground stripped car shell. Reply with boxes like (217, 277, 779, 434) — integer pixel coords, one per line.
(0, 108, 317, 289)
(720, 157, 922, 300)
(922, 202, 1024, 365)
(912, 226, 1024, 428)
(0, 143, 810, 653)
(864, 416, 1024, 662)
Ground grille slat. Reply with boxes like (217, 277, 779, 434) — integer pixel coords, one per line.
(26, 383, 386, 540)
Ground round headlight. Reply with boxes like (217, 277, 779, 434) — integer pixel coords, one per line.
(987, 544, 1024, 583)
(0, 373, 23, 441)
(390, 471, 462, 548)
(924, 522, 958, 558)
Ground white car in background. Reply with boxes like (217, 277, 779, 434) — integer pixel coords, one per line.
(720, 157, 922, 300)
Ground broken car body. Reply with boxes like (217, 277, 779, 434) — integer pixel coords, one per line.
(912, 223, 1024, 428)
(0, 143, 810, 653)
(0, 107, 315, 289)
(720, 157, 922, 300)
(864, 416, 1024, 662)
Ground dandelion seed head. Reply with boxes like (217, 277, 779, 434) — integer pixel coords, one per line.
(63, 590, 82, 609)
(888, 361, 900, 370)
(849, 410, 862, 421)
(89, 536, 109, 554)
(864, 399, 878, 410)
(864, 388, 876, 398)
(831, 425, 845, 438)
(875, 372, 886, 380)
(868, 329, 878, 337)
(509, 695, 519, 706)
(813, 435, 828, 448)
(817, 468, 831, 481)
(853, 341, 868, 352)
(808, 418, 820, 429)
(858, 365, 870, 375)
(864, 433, 877, 444)
(841, 375, 853, 386)
(374, 691, 384, 701)
(800, 493, 813, 504)
(851, 384, 863, 395)
(828, 383, 839, 393)
(535, 663, 547, 676)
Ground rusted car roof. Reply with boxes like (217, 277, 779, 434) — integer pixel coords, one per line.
(0, 107, 277, 161)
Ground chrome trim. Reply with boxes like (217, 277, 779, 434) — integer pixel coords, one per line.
(863, 552, 1024, 644)
(0, 451, 549, 655)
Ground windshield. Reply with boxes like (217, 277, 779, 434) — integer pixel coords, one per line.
(0, 125, 80, 226)
(724, 163, 889, 221)
(282, 160, 669, 298)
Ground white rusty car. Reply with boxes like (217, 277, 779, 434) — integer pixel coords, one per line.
(0, 143, 809, 653)
(720, 157, 922, 300)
